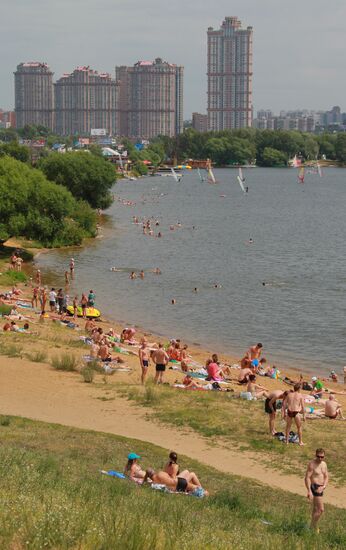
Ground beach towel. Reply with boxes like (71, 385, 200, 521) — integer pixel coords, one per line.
(101, 470, 126, 479)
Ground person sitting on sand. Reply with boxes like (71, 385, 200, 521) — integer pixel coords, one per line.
(124, 453, 146, 483)
(98, 340, 112, 362)
(329, 370, 338, 382)
(310, 377, 324, 399)
(144, 468, 208, 496)
(206, 358, 224, 382)
(180, 360, 189, 373)
(238, 366, 254, 385)
(10, 321, 19, 332)
(182, 374, 201, 389)
(324, 395, 344, 419)
(240, 356, 252, 369)
(164, 452, 202, 487)
(247, 375, 269, 399)
(3, 322, 11, 332)
(85, 319, 96, 334)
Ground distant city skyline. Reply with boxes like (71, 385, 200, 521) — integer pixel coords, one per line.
(1, 0, 346, 116)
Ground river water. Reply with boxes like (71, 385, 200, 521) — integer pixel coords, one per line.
(37, 167, 346, 375)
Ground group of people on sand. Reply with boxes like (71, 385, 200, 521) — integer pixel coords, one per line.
(9, 251, 24, 272)
(124, 451, 208, 497)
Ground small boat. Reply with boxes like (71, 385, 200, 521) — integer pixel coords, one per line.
(66, 306, 101, 318)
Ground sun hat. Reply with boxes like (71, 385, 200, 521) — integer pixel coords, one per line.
(311, 376, 317, 381)
(128, 452, 140, 460)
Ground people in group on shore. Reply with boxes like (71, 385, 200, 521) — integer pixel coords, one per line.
(87, 290, 95, 307)
(246, 342, 263, 361)
(80, 293, 88, 318)
(144, 468, 208, 496)
(139, 339, 150, 384)
(282, 384, 306, 446)
(32, 287, 39, 308)
(265, 390, 289, 436)
(164, 452, 202, 487)
(246, 375, 269, 399)
(152, 343, 169, 384)
(305, 449, 328, 531)
(49, 288, 57, 312)
(57, 288, 64, 314)
(324, 395, 344, 419)
(124, 452, 146, 483)
(310, 377, 324, 399)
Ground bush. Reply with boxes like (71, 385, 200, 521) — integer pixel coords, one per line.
(28, 351, 48, 363)
(0, 416, 10, 426)
(80, 366, 95, 383)
(3, 270, 27, 283)
(51, 354, 78, 372)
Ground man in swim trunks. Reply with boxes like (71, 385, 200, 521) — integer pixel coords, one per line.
(246, 342, 263, 361)
(152, 343, 169, 384)
(265, 390, 289, 435)
(324, 395, 344, 419)
(282, 384, 306, 445)
(305, 449, 328, 531)
(139, 340, 150, 385)
(144, 468, 208, 496)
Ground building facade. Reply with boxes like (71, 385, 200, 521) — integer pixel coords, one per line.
(207, 17, 253, 131)
(55, 66, 118, 135)
(192, 112, 208, 133)
(14, 62, 54, 129)
(116, 58, 184, 139)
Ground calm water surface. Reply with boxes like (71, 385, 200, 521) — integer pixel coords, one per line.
(37, 168, 346, 375)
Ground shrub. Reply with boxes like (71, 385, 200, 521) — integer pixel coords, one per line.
(80, 366, 95, 383)
(51, 354, 78, 372)
(28, 351, 48, 363)
(0, 416, 10, 426)
(5, 344, 22, 358)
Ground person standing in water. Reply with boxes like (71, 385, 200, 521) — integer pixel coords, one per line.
(69, 258, 75, 279)
(305, 449, 328, 532)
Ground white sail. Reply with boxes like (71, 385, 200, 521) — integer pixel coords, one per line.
(237, 175, 246, 193)
(208, 167, 216, 184)
(170, 167, 179, 182)
(239, 167, 245, 182)
(197, 167, 205, 182)
(317, 163, 323, 177)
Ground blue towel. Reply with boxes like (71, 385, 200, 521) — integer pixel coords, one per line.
(104, 470, 126, 479)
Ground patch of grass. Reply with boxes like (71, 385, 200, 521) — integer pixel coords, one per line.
(0, 416, 10, 426)
(0, 304, 11, 316)
(27, 350, 48, 363)
(0, 417, 344, 550)
(3, 344, 23, 358)
(1, 269, 27, 283)
(80, 366, 95, 383)
(51, 353, 78, 372)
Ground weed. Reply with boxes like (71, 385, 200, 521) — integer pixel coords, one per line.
(27, 350, 48, 363)
(5, 344, 23, 358)
(0, 416, 10, 426)
(51, 353, 78, 372)
(80, 366, 95, 383)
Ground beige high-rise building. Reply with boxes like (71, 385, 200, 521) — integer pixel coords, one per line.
(55, 66, 119, 135)
(207, 17, 253, 131)
(14, 62, 54, 130)
(116, 58, 184, 139)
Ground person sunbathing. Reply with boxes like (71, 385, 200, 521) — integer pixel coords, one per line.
(246, 375, 269, 398)
(85, 319, 96, 334)
(98, 341, 112, 362)
(238, 367, 254, 384)
(144, 468, 208, 496)
(182, 374, 201, 389)
(164, 452, 202, 488)
(324, 395, 344, 419)
(124, 453, 146, 482)
(206, 358, 225, 381)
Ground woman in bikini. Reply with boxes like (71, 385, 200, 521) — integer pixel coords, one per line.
(164, 451, 202, 487)
(124, 453, 146, 483)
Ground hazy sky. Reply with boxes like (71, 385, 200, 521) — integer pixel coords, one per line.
(1, 0, 345, 116)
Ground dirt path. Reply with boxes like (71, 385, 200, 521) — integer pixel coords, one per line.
(1, 357, 345, 508)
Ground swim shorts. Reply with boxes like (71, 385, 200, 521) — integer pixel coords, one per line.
(155, 364, 166, 372)
(176, 477, 188, 492)
(311, 483, 324, 497)
(287, 410, 299, 418)
(142, 360, 149, 368)
(49, 301, 56, 307)
(265, 398, 277, 414)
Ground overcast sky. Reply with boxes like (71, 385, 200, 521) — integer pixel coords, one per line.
(1, 0, 345, 117)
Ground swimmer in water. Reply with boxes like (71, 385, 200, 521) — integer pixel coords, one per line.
(249, 238, 253, 244)
(154, 267, 161, 275)
(171, 299, 176, 305)
(130, 271, 137, 280)
(139, 270, 145, 279)
(157, 232, 162, 238)
(193, 288, 198, 293)
(214, 284, 222, 289)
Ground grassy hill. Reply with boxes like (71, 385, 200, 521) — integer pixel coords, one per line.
(0, 417, 345, 549)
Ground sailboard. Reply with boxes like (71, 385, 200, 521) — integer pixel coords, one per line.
(317, 163, 323, 178)
(170, 167, 181, 182)
(237, 167, 246, 193)
(197, 167, 205, 182)
(207, 167, 216, 184)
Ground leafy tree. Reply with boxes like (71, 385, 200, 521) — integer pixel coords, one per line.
(335, 134, 346, 163)
(0, 156, 96, 246)
(39, 152, 116, 209)
(0, 142, 30, 163)
(261, 147, 287, 167)
(0, 128, 18, 142)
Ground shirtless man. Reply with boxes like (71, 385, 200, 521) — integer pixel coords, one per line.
(324, 395, 344, 419)
(139, 340, 150, 385)
(246, 342, 263, 361)
(151, 343, 169, 384)
(247, 375, 269, 398)
(265, 390, 289, 435)
(305, 449, 328, 531)
(282, 384, 306, 445)
(144, 468, 208, 496)
(69, 258, 75, 279)
(98, 341, 112, 362)
(238, 367, 253, 385)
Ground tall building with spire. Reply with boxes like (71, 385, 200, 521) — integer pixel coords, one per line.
(116, 58, 184, 139)
(14, 62, 54, 129)
(55, 66, 118, 135)
(207, 17, 253, 131)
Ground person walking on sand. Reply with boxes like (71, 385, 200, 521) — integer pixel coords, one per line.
(151, 343, 169, 384)
(282, 384, 306, 445)
(305, 449, 328, 532)
(139, 340, 150, 385)
(265, 390, 289, 436)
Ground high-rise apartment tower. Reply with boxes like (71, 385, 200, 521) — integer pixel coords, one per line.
(55, 66, 119, 135)
(116, 58, 184, 140)
(14, 62, 54, 130)
(207, 17, 253, 131)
